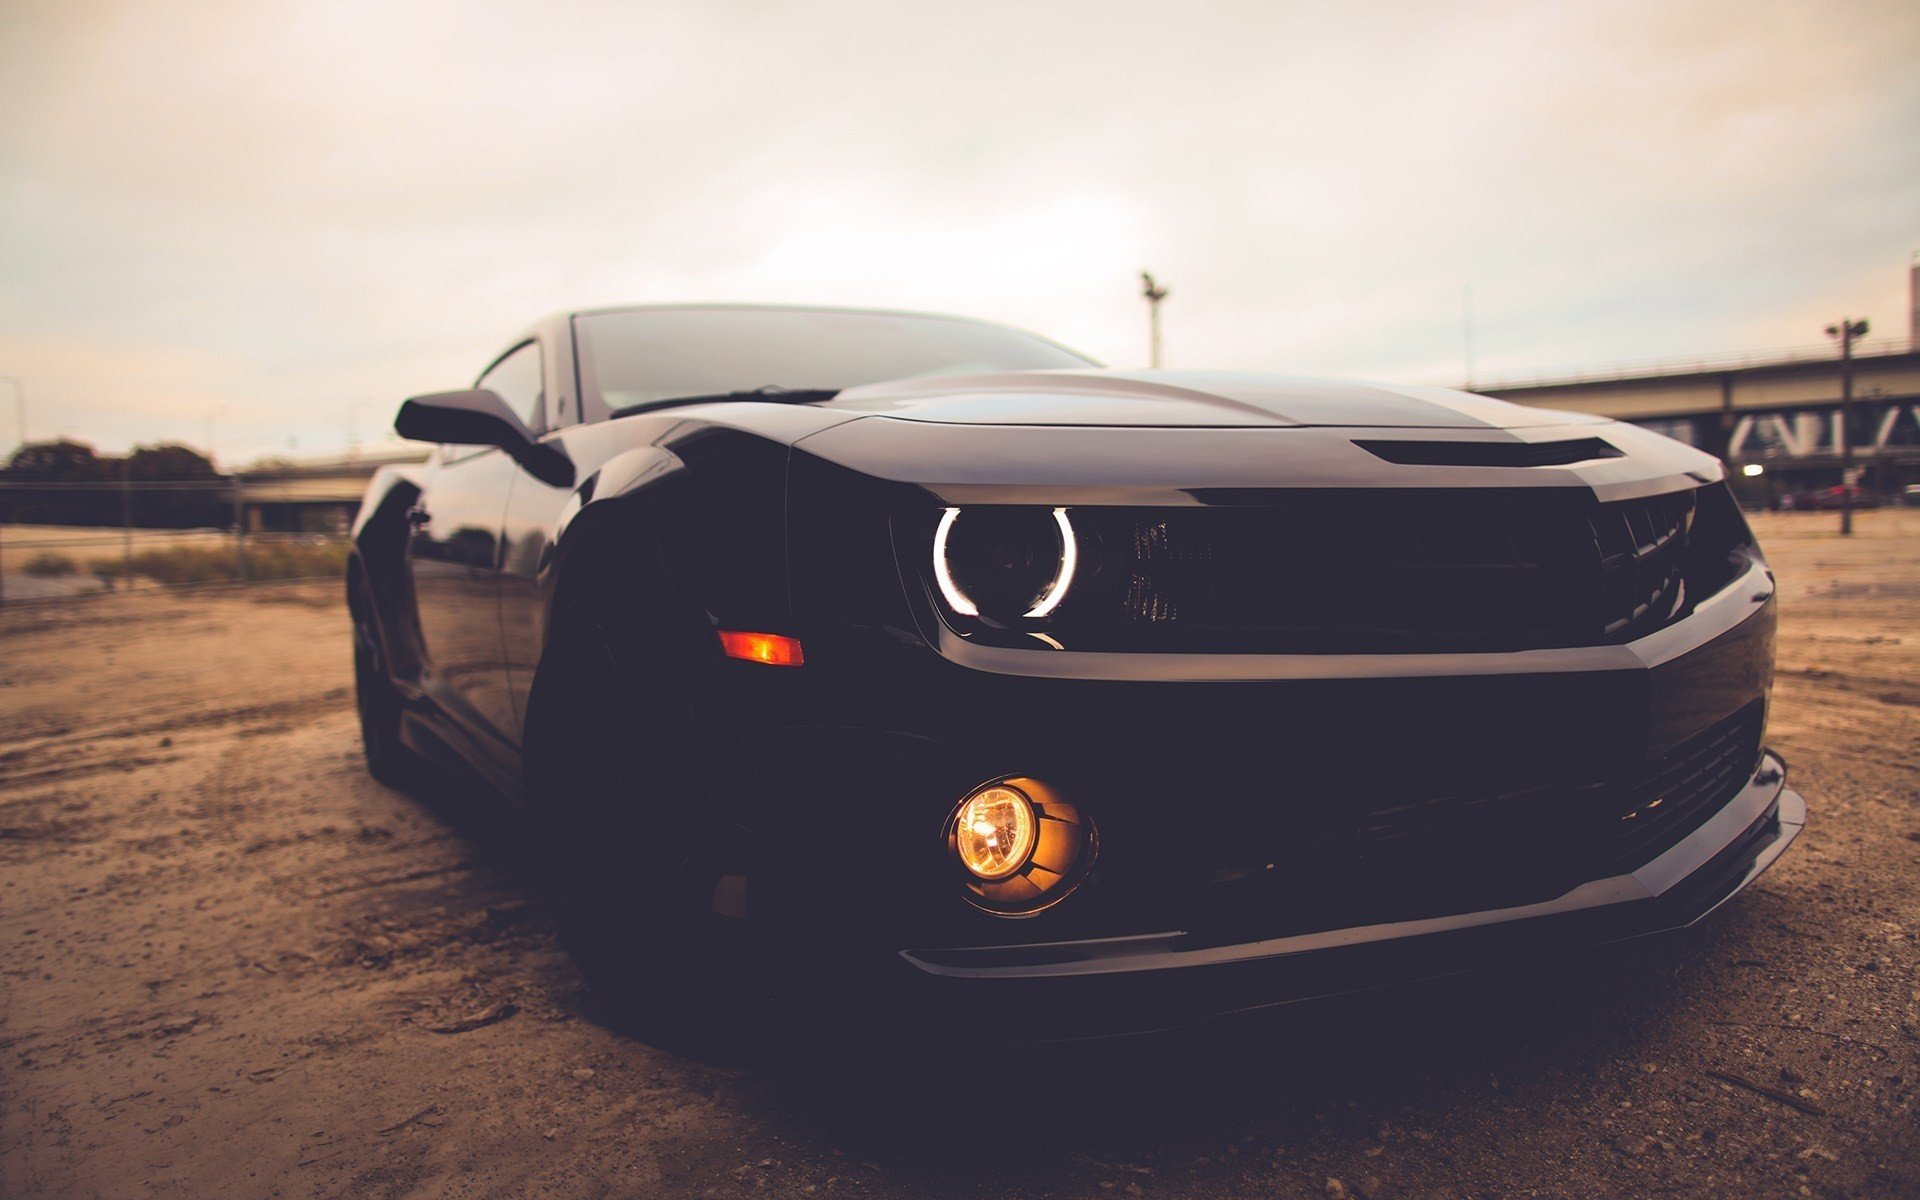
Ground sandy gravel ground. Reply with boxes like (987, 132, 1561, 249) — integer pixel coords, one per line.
(2, 511, 1915, 1199)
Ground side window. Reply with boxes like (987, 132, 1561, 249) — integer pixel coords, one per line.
(478, 342, 545, 433)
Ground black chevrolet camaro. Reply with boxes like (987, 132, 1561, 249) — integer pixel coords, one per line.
(349, 304, 1803, 1039)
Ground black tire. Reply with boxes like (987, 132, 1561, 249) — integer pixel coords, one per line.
(525, 571, 757, 1038)
(350, 570, 431, 789)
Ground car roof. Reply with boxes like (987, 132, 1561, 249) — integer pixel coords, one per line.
(556, 301, 1038, 327)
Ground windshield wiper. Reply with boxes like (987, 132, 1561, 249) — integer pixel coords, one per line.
(609, 386, 841, 419)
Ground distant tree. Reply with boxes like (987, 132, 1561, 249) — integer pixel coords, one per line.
(125, 444, 226, 527)
(1, 439, 229, 528)
(6, 438, 110, 481)
(127, 444, 219, 482)
(2, 439, 115, 525)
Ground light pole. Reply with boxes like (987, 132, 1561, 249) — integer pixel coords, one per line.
(1463, 283, 1475, 389)
(1141, 272, 1169, 368)
(1824, 317, 1869, 536)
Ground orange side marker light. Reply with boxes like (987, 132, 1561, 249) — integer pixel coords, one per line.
(717, 630, 805, 667)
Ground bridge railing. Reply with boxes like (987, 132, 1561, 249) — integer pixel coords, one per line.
(1474, 338, 1913, 391)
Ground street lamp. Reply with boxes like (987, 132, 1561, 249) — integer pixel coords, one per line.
(1140, 271, 1170, 368)
(1823, 317, 1869, 536)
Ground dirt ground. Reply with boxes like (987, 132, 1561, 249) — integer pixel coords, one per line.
(2, 510, 1915, 1200)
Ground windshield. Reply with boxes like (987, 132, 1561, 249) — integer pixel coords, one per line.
(574, 307, 1096, 416)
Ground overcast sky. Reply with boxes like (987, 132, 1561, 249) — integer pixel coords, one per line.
(2, 0, 1916, 466)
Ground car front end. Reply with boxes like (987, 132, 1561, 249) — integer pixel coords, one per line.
(716, 372, 1803, 1039)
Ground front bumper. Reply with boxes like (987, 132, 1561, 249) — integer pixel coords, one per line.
(755, 760, 1800, 1042)
(872, 757, 1800, 1040)
(725, 556, 1792, 1037)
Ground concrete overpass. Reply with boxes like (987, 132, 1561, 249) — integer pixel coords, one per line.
(1475, 258, 1920, 501)
(1479, 340, 1920, 501)
(236, 445, 428, 532)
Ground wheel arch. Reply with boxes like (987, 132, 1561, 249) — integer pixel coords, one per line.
(520, 437, 785, 813)
(348, 467, 424, 677)
(539, 432, 793, 658)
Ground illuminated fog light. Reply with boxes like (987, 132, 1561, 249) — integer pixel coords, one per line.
(945, 776, 1098, 916)
(952, 785, 1036, 880)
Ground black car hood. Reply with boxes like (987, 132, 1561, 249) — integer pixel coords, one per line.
(792, 369, 1717, 507)
(825, 369, 1607, 430)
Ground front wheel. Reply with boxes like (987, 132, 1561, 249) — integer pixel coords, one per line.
(350, 571, 430, 789)
(525, 578, 758, 1038)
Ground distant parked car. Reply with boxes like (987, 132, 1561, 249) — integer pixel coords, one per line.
(1783, 485, 1879, 511)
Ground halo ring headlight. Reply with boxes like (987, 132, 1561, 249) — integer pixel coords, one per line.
(933, 506, 1079, 623)
(932, 507, 979, 616)
(1023, 508, 1078, 618)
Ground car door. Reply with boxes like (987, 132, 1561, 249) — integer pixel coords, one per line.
(496, 324, 589, 746)
(406, 340, 542, 759)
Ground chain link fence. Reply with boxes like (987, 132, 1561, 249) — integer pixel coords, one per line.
(0, 477, 350, 605)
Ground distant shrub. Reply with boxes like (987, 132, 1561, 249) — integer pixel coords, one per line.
(243, 540, 350, 582)
(125, 547, 234, 585)
(23, 551, 80, 577)
(90, 540, 349, 587)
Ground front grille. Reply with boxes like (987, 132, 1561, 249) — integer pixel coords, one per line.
(1356, 700, 1765, 877)
(1188, 702, 1768, 941)
(1017, 483, 1752, 653)
(1592, 488, 1694, 639)
(1600, 701, 1767, 872)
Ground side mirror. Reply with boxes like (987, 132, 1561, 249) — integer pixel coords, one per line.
(394, 389, 574, 487)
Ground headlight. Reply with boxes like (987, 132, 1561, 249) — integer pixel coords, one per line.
(933, 506, 1078, 622)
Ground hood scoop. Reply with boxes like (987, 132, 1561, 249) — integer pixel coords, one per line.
(1354, 437, 1624, 468)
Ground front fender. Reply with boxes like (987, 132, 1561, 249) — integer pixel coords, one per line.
(542, 428, 793, 649)
(349, 465, 424, 678)
(350, 463, 423, 542)
(520, 433, 789, 844)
